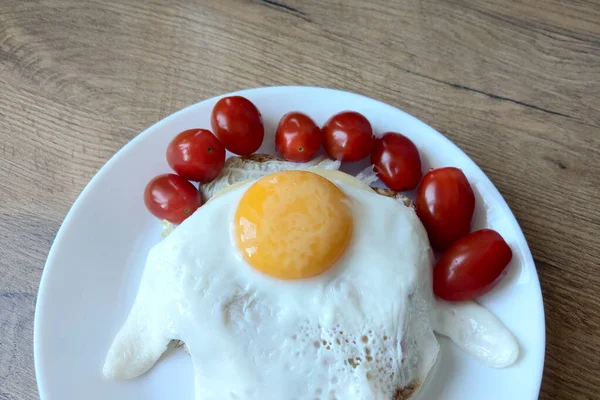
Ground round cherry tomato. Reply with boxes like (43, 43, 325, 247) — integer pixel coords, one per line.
(416, 167, 475, 250)
(210, 96, 264, 156)
(144, 174, 202, 224)
(275, 112, 321, 162)
(321, 111, 374, 161)
(434, 229, 512, 301)
(166, 129, 226, 183)
(370, 132, 422, 191)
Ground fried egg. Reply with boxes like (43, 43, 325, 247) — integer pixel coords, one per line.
(104, 170, 439, 399)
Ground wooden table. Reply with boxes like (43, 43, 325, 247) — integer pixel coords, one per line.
(1, 0, 598, 398)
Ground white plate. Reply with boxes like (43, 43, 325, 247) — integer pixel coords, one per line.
(34, 86, 545, 400)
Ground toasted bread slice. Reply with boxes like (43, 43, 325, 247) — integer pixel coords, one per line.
(199, 154, 341, 200)
(199, 153, 412, 205)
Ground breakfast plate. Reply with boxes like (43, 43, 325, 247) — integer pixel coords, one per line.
(34, 86, 545, 399)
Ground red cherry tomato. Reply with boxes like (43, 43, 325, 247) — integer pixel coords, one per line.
(321, 111, 374, 161)
(144, 174, 202, 224)
(210, 96, 264, 156)
(275, 112, 321, 162)
(166, 129, 226, 183)
(370, 132, 422, 191)
(434, 229, 512, 301)
(416, 167, 475, 250)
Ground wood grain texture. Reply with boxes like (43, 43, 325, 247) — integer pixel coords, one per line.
(1, 0, 599, 398)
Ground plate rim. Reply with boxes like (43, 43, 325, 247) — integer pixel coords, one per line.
(34, 85, 546, 398)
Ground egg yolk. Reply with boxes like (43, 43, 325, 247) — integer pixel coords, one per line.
(234, 170, 353, 280)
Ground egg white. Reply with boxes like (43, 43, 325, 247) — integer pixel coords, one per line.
(104, 179, 440, 399)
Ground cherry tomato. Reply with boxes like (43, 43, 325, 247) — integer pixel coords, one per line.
(416, 167, 475, 250)
(275, 112, 321, 162)
(210, 96, 264, 156)
(321, 111, 374, 161)
(166, 129, 226, 183)
(370, 132, 422, 191)
(434, 229, 512, 301)
(144, 174, 202, 224)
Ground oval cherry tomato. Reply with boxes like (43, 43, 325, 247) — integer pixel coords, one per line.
(210, 96, 264, 156)
(321, 111, 374, 161)
(370, 132, 422, 191)
(416, 167, 475, 250)
(434, 229, 512, 301)
(166, 129, 226, 183)
(144, 174, 202, 224)
(275, 112, 321, 162)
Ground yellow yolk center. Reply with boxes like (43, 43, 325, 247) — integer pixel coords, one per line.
(234, 170, 353, 280)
